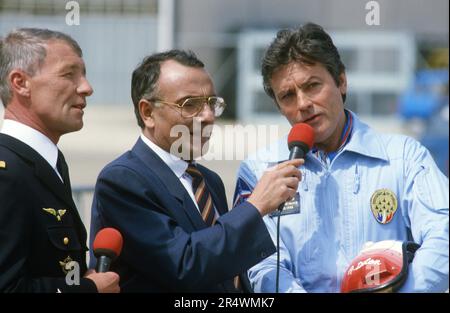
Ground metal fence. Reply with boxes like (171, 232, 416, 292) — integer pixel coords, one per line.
(72, 186, 95, 232)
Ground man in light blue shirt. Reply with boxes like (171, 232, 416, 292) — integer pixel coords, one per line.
(233, 23, 449, 292)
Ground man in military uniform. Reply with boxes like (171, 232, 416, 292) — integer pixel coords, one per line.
(0, 28, 119, 292)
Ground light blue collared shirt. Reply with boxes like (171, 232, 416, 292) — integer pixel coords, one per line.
(233, 111, 449, 292)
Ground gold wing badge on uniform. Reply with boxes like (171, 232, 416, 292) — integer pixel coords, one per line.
(0, 161, 6, 169)
(370, 189, 398, 224)
(42, 208, 67, 221)
(57, 209, 67, 220)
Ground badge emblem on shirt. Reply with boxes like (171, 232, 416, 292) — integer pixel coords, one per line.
(370, 189, 398, 224)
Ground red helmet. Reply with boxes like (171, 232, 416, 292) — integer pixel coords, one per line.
(341, 240, 420, 293)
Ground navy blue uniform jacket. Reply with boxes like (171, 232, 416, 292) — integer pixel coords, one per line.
(89, 138, 275, 292)
(0, 134, 96, 292)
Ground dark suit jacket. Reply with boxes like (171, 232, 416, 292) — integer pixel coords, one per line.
(0, 134, 96, 292)
(89, 138, 275, 292)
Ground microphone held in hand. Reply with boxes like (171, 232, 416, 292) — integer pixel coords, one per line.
(278, 123, 315, 212)
(287, 123, 315, 160)
(93, 228, 123, 273)
(276, 123, 314, 293)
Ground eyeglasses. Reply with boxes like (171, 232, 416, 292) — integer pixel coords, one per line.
(151, 96, 226, 118)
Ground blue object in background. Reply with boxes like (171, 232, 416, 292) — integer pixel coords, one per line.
(398, 69, 448, 119)
(398, 69, 449, 176)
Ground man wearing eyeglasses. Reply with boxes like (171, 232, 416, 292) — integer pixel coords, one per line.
(89, 50, 302, 292)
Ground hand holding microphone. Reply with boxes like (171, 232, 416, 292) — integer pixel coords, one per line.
(248, 123, 314, 216)
(85, 228, 123, 293)
(271, 123, 314, 293)
(248, 159, 303, 216)
(277, 123, 314, 211)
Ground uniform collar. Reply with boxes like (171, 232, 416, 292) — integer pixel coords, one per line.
(0, 119, 59, 170)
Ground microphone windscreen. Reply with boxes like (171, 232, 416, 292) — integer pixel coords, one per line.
(93, 228, 123, 258)
(287, 123, 315, 150)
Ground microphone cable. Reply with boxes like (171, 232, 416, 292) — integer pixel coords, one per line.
(274, 122, 314, 293)
(276, 212, 281, 293)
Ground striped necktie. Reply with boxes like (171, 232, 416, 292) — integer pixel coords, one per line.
(186, 163, 242, 291)
(185, 163, 215, 226)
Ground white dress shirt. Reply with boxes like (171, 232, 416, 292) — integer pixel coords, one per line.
(1, 119, 63, 181)
(140, 134, 218, 218)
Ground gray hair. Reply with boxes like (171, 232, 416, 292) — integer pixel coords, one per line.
(0, 28, 82, 106)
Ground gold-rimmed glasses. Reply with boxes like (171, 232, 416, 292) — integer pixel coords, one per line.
(151, 96, 226, 118)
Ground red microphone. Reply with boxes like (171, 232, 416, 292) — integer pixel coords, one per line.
(275, 123, 315, 293)
(287, 123, 315, 160)
(277, 123, 314, 212)
(93, 228, 123, 273)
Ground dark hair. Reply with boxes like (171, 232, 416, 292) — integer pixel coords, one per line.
(261, 23, 346, 103)
(131, 49, 205, 128)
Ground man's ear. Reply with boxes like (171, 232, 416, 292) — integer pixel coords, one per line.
(338, 72, 347, 96)
(139, 99, 155, 128)
(9, 70, 31, 97)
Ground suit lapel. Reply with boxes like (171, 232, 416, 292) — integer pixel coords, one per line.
(34, 159, 76, 209)
(0, 134, 77, 211)
(132, 138, 185, 201)
(0, 134, 86, 244)
(182, 192, 209, 230)
(131, 138, 207, 231)
(131, 139, 243, 292)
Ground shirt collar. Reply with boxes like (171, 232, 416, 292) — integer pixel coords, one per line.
(252, 111, 389, 163)
(0, 119, 59, 169)
(140, 134, 189, 178)
(342, 111, 389, 162)
(311, 109, 354, 161)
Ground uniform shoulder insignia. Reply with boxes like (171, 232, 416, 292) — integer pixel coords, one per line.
(0, 161, 6, 169)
